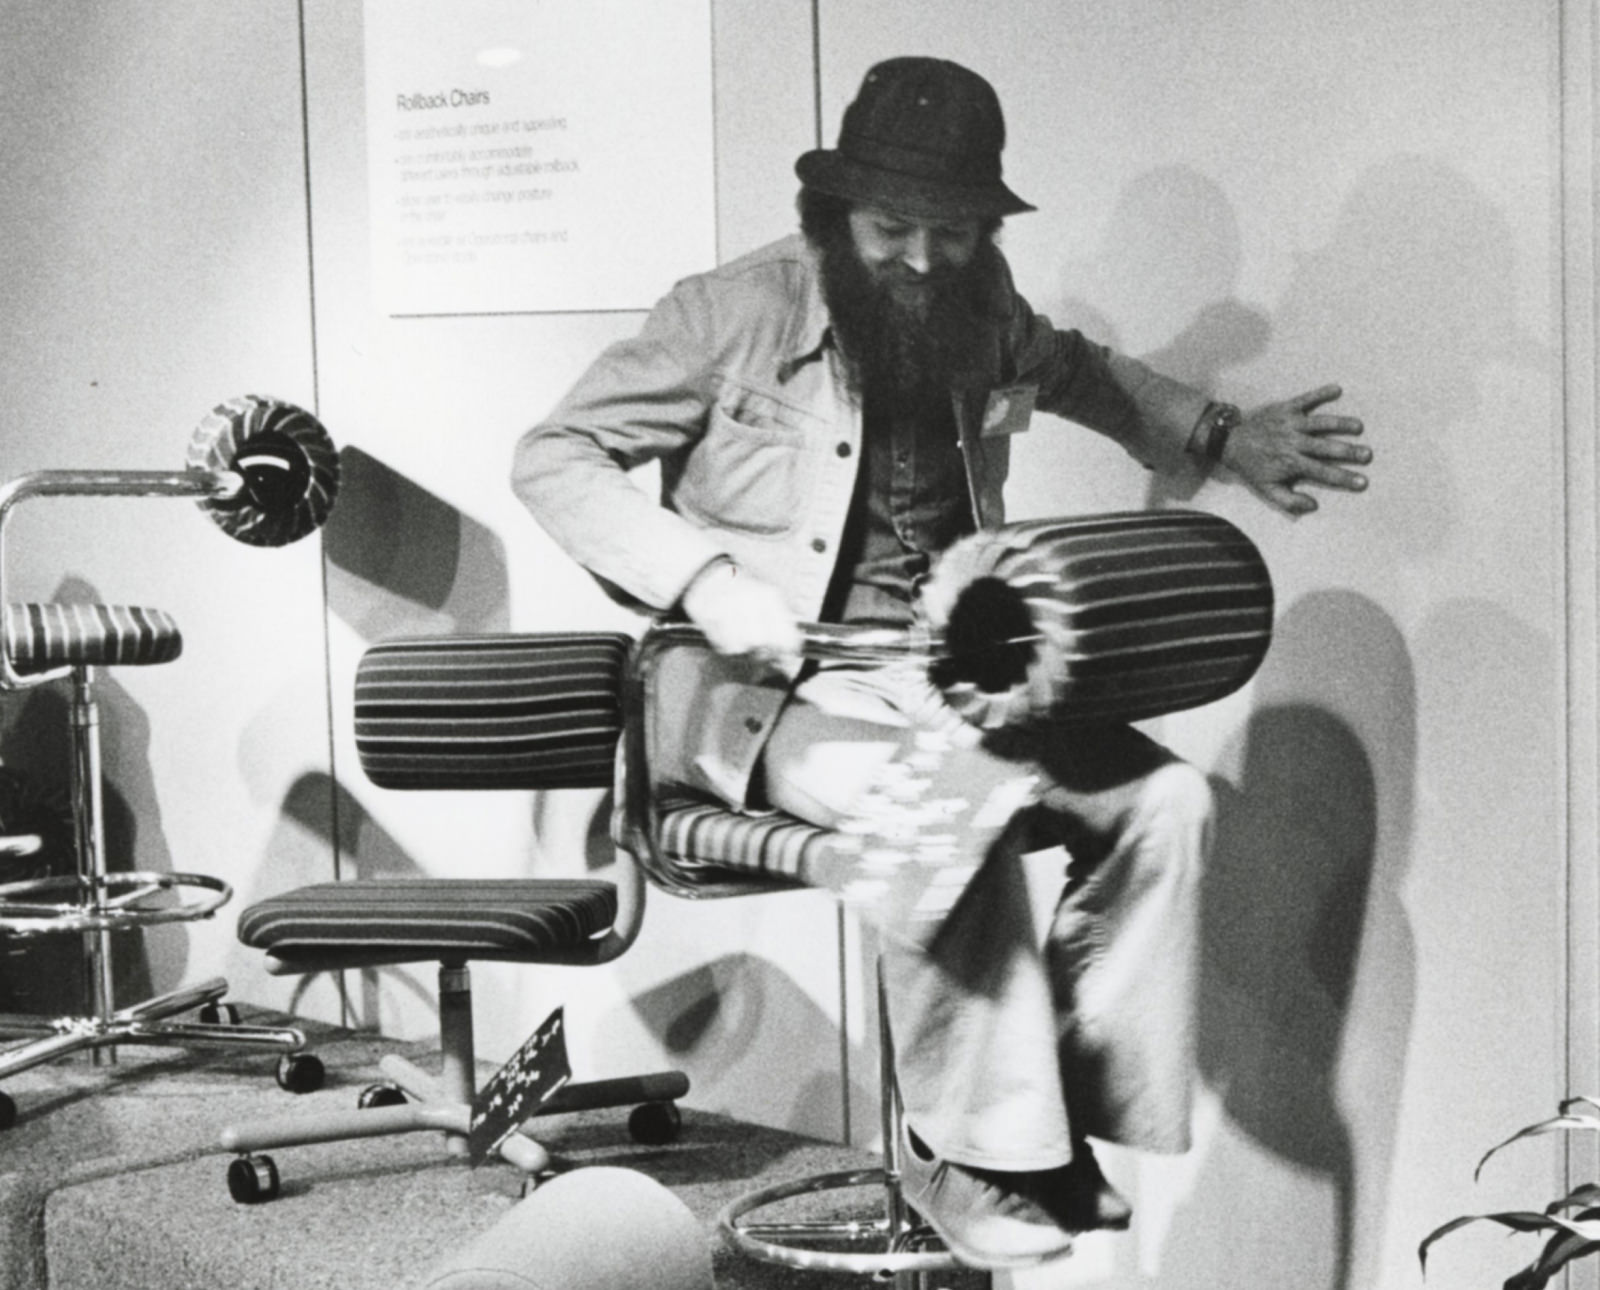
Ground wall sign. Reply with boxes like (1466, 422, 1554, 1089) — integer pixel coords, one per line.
(365, 0, 716, 316)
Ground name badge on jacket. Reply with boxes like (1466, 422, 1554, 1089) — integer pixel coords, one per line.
(981, 384, 1038, 438)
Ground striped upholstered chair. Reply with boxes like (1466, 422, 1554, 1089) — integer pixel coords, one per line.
(0, 398, 341, 1129)
(222, 510, 1274, 1279)
(217, 632, 691, 1204)
(617, 509, 1275, 1283)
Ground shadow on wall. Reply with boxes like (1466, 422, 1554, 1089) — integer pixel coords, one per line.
(228, 769, 429, 1024)
(1050, 164, 1272, 508)
(1049, 157, 1549, 534)
(619, 940, 871, 1140)
(1156, 591, 1415, 1290)
(1237, 154, 1548, 560)
(322, 446, 511, 640)
(0, 575, 183, 1013)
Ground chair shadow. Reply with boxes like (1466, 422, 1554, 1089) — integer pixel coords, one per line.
(0, 575, 181, 1012)
(321, 446, 511, 640)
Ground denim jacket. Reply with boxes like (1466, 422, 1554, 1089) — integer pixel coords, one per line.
(513, 234, 1209, 804)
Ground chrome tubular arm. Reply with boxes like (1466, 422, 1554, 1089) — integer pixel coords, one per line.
(0, 467, 243, 691)
(616, 619, 940, 899)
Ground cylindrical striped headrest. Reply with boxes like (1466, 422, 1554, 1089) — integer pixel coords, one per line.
(920, 509, 1273, 729)
(354, 633, 633, 791)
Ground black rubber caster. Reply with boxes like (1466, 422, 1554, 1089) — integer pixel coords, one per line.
(0, 1091, 16, 1131)
(357, 1081, 407, 1109)
(227, 1153, 280, 1204)
(628, 1100, 682, 1145)
(199, 1001, 241, 1026)
(275, 1051, 325, 1094)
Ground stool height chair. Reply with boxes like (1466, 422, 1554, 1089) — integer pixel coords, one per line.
(613, 510, 1276, 1287)
(0, 396, 341, 1126)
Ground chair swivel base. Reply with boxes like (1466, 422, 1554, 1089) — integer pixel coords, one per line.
(720, 1167, 972, 1281)
(219, 1051, 691, 1204)
(0, 974, 309, 1127)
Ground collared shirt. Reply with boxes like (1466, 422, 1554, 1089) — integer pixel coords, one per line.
(826, 387, 975, 627)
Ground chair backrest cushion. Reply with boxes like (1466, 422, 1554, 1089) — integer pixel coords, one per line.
(355, 633, 632, 791)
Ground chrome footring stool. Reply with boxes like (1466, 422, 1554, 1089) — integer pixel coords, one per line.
(613, 510, 1276, 1285)
(0, 397, 342, 1126)
(216, 632, 690, 1204)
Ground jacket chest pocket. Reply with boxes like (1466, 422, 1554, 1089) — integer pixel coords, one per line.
(676, 399, 814, 536)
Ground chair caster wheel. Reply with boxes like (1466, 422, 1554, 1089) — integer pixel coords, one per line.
(0, 1091, 15, 1130)
(276, 1051, 325, 1094)
(357, 1081, 407, 1109)
(628, 1100, 682, 1145)
(227, 1154, 280, 1204)
(199, 1000, 241, 1026)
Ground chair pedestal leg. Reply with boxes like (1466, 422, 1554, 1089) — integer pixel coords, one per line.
(437, 962, 474, 1158)
(0, 666, 304, 1105)
(70, 667, 117, 1066)
(717, 956, 994, 1286)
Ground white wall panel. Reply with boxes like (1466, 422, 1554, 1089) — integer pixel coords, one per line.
(300, 0, 853, 1139)
(0, 5, 332, 1019)
(811, 1, 1570, 1286)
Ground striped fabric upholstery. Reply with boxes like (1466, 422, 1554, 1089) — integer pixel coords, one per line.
(4, 603, 182, 672)
(355, 633, 631, 791)
(923, 509, 1274, 728)
(236, 878, 617, 964)
(652, 796, 828, 887)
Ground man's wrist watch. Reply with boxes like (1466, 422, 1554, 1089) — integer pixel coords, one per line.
(1192, 401, 1242, 464)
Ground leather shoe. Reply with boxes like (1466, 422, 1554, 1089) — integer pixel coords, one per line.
(898, 1126, 1077, 1269)
(1047, 1138, 1132, 1233)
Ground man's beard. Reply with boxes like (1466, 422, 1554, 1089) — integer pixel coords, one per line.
(815, 230, 1002, 407)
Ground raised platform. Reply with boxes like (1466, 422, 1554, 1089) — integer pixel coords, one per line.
(0, 1010, 983, 1289)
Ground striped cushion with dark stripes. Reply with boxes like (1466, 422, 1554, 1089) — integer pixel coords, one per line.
(923, 509, 1274, 729)
(236, 879, 617, 963)
(355, 633, 631, 791)
(4, 603, 182, 672)
(652, 796, 828, 887)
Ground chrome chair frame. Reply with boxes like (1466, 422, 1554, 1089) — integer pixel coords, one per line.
(620, 621, 1003, 1286)
(0, 467, 304, 1095)
(216, 838, 688, 1185)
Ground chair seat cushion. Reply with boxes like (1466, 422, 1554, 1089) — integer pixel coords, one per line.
(236, 879, 617, 964)
(4, 603, 182, 671)
(653, 797, 829, 887)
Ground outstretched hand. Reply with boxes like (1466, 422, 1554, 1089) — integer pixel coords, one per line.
(1222, 384, 1370, 516)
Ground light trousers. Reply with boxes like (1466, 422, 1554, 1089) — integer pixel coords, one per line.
(760, 661, 1209, 1172)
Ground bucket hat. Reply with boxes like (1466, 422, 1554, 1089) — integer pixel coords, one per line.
(795, 57, 1035, 220)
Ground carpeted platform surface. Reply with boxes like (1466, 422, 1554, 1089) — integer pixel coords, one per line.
(0, 1010, 987, 1289)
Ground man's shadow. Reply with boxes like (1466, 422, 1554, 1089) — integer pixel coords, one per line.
(1154, 590, 1416, 1290)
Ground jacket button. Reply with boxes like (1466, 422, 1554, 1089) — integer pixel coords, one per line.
(836, 442, 852, 457)
(811, 538, 827, 553)
(744, 716, 764, 734)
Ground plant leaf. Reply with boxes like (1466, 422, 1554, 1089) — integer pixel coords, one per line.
(1504, 1229, 1600, 1290)
(1419, 1213, 1600, 1273)
(1547, 1187, 1600, 1216)
(1477, 1117, 1600, 1181)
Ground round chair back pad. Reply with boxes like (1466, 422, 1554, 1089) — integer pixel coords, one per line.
(355, 633, 633, 791)
(3, 603, 181, 672)
(188, 395, 340, 547)
(921, 509, 1273, 729)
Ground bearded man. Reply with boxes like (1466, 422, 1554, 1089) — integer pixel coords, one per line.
(512, 56, 1370, 1269)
